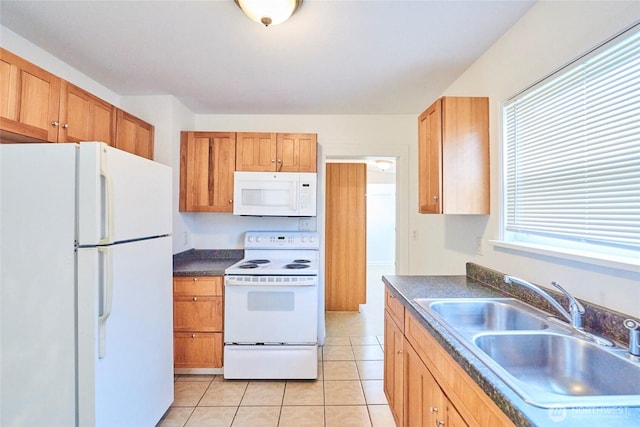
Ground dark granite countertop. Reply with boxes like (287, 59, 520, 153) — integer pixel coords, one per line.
(173, 249, 243, 276)
(382, 274, 640, 427)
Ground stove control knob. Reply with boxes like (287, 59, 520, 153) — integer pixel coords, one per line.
(301, 237, 307, 243)
(248, 236, 254, 242)
(256, 236, 263, 243)
(309, 236, 315, 243)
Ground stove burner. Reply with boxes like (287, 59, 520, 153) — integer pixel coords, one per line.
(238, 263, 259, 269)
(293, 259, 311, 264)
(246, 259, 270, 264)
(285, 263, 310, 269)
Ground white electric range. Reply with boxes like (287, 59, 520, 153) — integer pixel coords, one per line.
(223, 231, 319, 379)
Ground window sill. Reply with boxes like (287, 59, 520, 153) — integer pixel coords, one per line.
(489, 240, 640, 273)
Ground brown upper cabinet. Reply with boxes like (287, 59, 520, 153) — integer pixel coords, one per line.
(115, 109, 154, 160)
(179, 131, 236, 212)
(1, 48, 62, 142)
(1, 48, 116, 145)
(418, 96, 489, 214)
(1, 48, 153, 160)
(236, 132, 317, 172)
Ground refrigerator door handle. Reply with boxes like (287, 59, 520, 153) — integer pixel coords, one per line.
(98, 147, 115, 245)
(98, 246, 114, 359)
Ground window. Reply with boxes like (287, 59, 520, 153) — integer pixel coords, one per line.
(502, 25, 640, 267)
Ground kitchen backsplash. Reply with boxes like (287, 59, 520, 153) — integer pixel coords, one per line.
(466, 262, 637, 347)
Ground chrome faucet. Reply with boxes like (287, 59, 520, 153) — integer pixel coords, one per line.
(504, 275, 584, 328)
(504, 275, 614, 346)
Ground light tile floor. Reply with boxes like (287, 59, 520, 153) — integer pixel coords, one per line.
(158, 264, 395, 427)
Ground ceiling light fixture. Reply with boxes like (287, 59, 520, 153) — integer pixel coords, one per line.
(234, 0, 303, 27)
(375, 160, 393, 171)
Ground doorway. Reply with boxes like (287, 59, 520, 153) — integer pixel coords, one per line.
(324, 159, 396, 336)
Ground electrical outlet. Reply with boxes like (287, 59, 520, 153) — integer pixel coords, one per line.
(412, 229, 419, 241)
(183, 231, 188, 245)
(476, 236, 483, 256)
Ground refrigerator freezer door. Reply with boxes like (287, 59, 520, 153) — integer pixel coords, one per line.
(0, 144, 78, 426)
(77, 236, 173, 427)
(77, 142, 172, 246)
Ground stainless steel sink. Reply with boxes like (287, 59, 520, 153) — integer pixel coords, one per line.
(414, 298, 549, 333)
(412, 297, 640, 408)
(473, 332, 640, 407)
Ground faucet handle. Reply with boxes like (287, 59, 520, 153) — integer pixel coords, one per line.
(551, 281, 585, 313)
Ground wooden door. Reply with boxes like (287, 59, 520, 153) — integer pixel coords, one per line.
(325, 163, 366, 311)
(0, 48, 61, 142)
(418, 98, 442, 214)
(277, 133, 317, 172)
(235, 132, 277, 171)
(179, 132, 236, 212)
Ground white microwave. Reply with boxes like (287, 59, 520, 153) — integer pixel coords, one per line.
(233, 171, 317, 217)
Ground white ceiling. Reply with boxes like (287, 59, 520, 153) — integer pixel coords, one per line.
(0, 0, 535, 115)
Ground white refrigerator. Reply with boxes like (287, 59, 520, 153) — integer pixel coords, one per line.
(0, 142, 174, 426)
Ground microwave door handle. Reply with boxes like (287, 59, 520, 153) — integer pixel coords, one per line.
(291, 182, 298, 211)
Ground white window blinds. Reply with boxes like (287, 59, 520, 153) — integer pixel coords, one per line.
(504, 26, 640, 259)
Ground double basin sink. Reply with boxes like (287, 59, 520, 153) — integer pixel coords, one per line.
(414, 297, 640, 408)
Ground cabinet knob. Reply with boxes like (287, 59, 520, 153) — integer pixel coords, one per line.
(429, 407, 438, 413)
(229, 199, 233, 204)
(277, 159, 282, 163)
(62, 123, 69, 129)
(193, 297, 198, 301)
(193, 277, 198, 282)
(271, 159, 276, 163)
(191, 334, 196, 338)
(433, 195, 439, 200)
(396, 350, 403, 355)
(51, 121, 59, 127)
(435, 420, 445, 427)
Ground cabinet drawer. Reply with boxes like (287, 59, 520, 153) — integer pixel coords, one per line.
(174, 332, 222, 368)
(174, 276, 223, 296)
(385, 287, 405, 331)
(174, 296, 223, 331)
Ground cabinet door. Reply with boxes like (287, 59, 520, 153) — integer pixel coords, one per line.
(179, 131, 236, 212)
(405, 341, 447, 427)
(441, 97, 489, 214)
(115, 109, 154, 159)
(418, 98, 442, 214)
(0, 48, 61, 142)
(59, 81, 116, 145)
(236, 132, 277, 171)
(277, 133, 317, 172)
(174, 332, 223, 368)
(447, 403, 469, 427)
(384, 310, 404, 427)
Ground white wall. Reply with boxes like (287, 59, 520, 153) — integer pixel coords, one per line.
(440, 1, 640, 316)
(367, 183, 396, 265)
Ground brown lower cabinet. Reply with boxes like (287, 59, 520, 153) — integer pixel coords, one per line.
(384, 286, 515, 427)
(173, 276, 223, 369)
